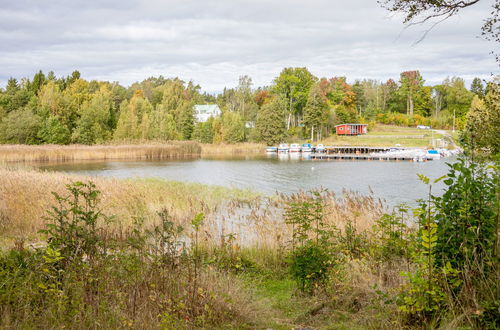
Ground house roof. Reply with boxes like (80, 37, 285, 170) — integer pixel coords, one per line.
(194, 104, 221, 113)
(335, 123, 368, 127)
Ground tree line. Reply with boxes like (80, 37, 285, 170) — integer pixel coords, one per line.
(0, 68, 495, 146)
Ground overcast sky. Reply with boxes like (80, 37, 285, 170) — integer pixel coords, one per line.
(0, 0, 498, 92)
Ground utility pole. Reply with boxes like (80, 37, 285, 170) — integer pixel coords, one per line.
(452, 108, 456, 133)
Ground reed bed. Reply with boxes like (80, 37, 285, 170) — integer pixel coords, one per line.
(0, 141, 201, 163)
(0, 167, 257, 244)
(0, 166, 387, 252)
(200, 142, 265, 155)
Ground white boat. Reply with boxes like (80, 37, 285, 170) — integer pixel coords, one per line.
(266, 146, 278, 153)
(413, 150, 427, 162)
(290, 143, 301, 152)
(301, 143, 313, 153)
(278, 143, 289, 153)
(426, 149, 441, 160)
(315, 144, 325, 153)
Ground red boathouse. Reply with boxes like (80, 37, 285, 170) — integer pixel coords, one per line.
(335, 123, 368, 136)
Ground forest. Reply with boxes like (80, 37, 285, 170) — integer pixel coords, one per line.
(0, 68, 494, 147)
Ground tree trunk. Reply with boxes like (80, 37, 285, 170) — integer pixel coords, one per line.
(311, 125, 314, 141)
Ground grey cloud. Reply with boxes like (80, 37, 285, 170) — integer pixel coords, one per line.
(0, 0, 497, 91)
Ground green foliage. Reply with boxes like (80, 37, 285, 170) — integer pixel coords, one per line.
(339, 217, 369, 258)
(288, 241, 331, 293)
(0, 69, 491, 148)
(470, 77, 485, 97)
(255, 97, 287, 145)
(38, 115, 71, 144)
(272, 67, 317, 122)
(284, 190, 336, 292)
(192, 117, 214, 143)
(71, 87, 113, 144)
(371, 205, 412, 261)
(39, 181, 111, 264)
(398, 157, 499, 326)
(0, 108, 42, 144)
(221, 111, 245, 143)
(303, 83, 328, 141)
(431, 157, 498, 270)
(464, 83, 500, 156)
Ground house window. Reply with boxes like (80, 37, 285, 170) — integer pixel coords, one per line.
(339, 127, 344, 131)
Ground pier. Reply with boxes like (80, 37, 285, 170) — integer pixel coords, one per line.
(323, 146, 390, 154)
(310, 154, 422, 161)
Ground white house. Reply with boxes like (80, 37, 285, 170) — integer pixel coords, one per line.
(194, 104, 221, 123)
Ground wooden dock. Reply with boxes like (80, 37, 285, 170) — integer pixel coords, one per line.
(324, 146, 390, 154)
(310, 154, 426, 161)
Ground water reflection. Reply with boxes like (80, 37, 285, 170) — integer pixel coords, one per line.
(36, 155, 456, 206)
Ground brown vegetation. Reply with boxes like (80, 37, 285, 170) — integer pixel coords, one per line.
(0, 141, 201, 163)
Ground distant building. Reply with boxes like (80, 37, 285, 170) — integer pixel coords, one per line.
(335, 123, 368, 136)
(245, 121, 255, 128)
(194, 104, 221, 123)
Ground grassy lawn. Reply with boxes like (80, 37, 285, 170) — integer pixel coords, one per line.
(321, 125, 450, 148)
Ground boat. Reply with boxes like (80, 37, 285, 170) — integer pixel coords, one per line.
(315, 144, 325, 153)
(289, 143, 301, 152)
(266, 146, 278, 153)
(426, 149, 441, 160)
(277, 143, 289, 153)
(301, 143, 313, 153)
(413, 150, 427, 162)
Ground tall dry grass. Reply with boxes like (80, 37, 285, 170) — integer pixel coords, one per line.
(0, 141, 201, 163)
(200, 142, 265, 156)
(0, 167, 386, 251)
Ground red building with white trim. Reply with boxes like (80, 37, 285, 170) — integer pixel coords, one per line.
(335, 124, 368, 136)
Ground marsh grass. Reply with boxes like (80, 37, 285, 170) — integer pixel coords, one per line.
(200, 142, 265, 155)
(0, 141, 201, 163)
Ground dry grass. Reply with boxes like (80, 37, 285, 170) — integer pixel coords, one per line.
(0, 141, 201, 163)
(0, 167, 386, 252)
(0, 167, 258, 246)
(200, 142, 265, 156)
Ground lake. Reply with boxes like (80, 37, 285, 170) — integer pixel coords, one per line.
(36, 153, 456, 206)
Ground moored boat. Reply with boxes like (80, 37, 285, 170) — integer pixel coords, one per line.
(315, 144, 325, 153)
(266, 146, 278, 153)
(426, 149, 441, 160)
(301, 143, 313, 153)
(278, 143, 289, 153)
(289, 143, 301, 152)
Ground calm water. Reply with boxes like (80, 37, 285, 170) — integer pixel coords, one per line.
(36, 153, 456, 206)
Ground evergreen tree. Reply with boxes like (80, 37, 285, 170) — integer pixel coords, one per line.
(221, 111, 245, 143)
(470, 77, 485, 98)
(303, 83, 328, 141)
(256, 97, 287, 145)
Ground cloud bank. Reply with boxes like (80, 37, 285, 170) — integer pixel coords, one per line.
(0, 0, 497, 91)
